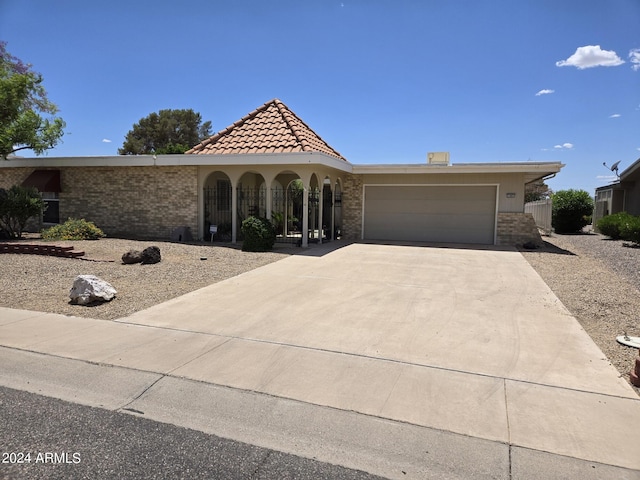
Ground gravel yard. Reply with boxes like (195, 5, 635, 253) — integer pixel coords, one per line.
(1, 233, 639, 394)
(520, 232, 640, 394)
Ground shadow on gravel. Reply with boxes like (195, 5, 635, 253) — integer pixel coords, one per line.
(518, 240, 576, 256)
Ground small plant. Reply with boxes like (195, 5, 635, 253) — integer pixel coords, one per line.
(597, 212, 634, 240)
(620, 215, 640, 246)
(240, 216, 275, 252)
(551, 189, 594, 234)
(42, 218, 105, 240)
(0, 185, 45, 238)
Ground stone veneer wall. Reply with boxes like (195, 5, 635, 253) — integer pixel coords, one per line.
(341, 173, 363, 240)
(496, 212, 542, 246)
(0, 166, 199, 239)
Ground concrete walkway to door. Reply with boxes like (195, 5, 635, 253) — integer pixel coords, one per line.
(1, 242, 639, 479)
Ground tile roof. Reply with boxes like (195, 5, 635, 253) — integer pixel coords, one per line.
(186, 99, 346, 161)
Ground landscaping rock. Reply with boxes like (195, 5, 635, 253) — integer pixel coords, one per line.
(141, 246, 161, 264)
(122, 249, 143, 264)
(69, 275, 117, 305)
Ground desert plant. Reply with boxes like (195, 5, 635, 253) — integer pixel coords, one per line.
(0, 185, 45, 238)
(240, 216, 275, 252)
(41, 218, 105, 240)
(597, 212, 634, 240)
(551, 189, 594, 234)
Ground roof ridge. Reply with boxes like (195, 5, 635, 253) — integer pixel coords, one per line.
(273, 99, 309, 151)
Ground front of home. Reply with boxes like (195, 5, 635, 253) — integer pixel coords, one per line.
(593, 157, 640, 227)
(0, 99, 563, 246)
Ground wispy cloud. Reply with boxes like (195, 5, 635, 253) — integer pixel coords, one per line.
(630, 49, 640, 71)
(554, 143, 574, 150)
(597, 175, 618, 182)
(102, 138, 112, 143)
(556, 45, 624, 69)
(609, 113, 621, 118)
(535, 89, 555, 96)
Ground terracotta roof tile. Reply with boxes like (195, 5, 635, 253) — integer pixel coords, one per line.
(186, 99, 346, 160)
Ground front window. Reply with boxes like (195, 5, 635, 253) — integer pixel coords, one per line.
(41, 192, 60, 224)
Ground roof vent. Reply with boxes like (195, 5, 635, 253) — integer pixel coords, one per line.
(427, 152, 450, 165)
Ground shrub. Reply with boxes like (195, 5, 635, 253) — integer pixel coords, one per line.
(597, 212, 634, 239)
(240, 216, 275, 252)
(0, 185, 45, 238)
(551, 189, 594, 234)
(41, 218, 105, 240)
(620, 215, 640, 245)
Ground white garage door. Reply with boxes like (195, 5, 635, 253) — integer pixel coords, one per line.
(363, 185, 497, 244)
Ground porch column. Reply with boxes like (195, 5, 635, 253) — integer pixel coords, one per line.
(302, 184, 309, 247)
(330, 185, 335, 242)
(231, 183, 238, 243)
(318, 186, 323, 244)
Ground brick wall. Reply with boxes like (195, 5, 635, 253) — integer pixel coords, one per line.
(341, 173, 363, 240)
(0, 166, 199, 239)
(62, 166, 198, 239)
(496, 212, 542, 246)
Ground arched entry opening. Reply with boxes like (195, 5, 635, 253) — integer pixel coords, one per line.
(308, 174, 321, 242)
(204, 171, 232, 240)
(272, 172, 304, 244)
(237, 171, 267, 231)
(322, 176, 333, 240)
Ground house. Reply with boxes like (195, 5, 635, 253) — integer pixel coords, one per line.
(594, 158, 640, 227)
(0, 99, 563, 246)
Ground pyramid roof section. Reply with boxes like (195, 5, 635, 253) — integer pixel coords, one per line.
(186, 99, 346, 161)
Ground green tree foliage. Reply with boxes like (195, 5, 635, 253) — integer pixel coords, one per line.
(0, 42, 65, 159)
(551, 189, 594, 234)
(119, 109, 212, 155)
(0, 185, 45, 238)
(524, 180, 552, 203)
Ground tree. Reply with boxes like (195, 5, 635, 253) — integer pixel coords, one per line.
(551, 189, 594, 234)
(119, 109, 212, 155)
(525, 180, 552, 203)
(0, 42, 65, 159)
(0, 185, 45, 238)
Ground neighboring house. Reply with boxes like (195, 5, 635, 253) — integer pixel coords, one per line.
(594, 157, 640, 228)
(0, 99, 563, 246)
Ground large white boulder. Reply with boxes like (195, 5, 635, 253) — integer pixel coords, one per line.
(69, 275, 117, 305)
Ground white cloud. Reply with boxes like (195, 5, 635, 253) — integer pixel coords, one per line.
(554, 143, 574, 149)
(609, 113, 621, 118)
(535, 89, 555, 96)
(556, 45, 625, 69)
(102, 138, 112, 143)
(630, 49, 640, 71)
(597, 175, 618, 182)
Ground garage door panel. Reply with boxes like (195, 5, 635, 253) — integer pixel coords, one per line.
(363, 185, 496, 244)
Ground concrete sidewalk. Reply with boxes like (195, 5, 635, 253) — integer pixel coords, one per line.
(1, 242, 639, 479)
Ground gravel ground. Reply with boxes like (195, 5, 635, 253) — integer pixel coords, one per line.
(519, 232, 640, 394)
(0, 237, 292, 320)
(2, 233, 639, 394)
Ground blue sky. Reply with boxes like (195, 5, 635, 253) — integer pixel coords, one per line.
(1, 0, 639, 195)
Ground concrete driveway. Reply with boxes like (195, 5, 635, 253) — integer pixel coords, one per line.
(1, 242, 639, 478)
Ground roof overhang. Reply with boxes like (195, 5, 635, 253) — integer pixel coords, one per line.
(352, 161, 564, 183)
(0, 152, 354, 173)
(620, 157, 640, 182)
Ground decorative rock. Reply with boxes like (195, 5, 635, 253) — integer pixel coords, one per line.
(141, 246, 161, 264)
(122, 249, 143, 264)
(69, 275, 117, 305)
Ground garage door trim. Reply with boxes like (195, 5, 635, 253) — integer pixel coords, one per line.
(361, 183, 499, 244)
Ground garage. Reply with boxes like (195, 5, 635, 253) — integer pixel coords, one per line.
(363, 185, 497, 244)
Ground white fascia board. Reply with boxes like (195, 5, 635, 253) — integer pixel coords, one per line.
(352, 162, 564, 175)
(0, 152, 353, 172)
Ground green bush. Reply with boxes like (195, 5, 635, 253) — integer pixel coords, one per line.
(551, 189, 594, 234)
(240, 216, 275, 252)
(0, 185, 45, 238)
(597, 212, 634, 239)
(41, 218, 105, 240)
(620, 215, 640, 245)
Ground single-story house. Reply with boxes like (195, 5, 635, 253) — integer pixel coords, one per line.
(0, 99, 563, 246)
(594, 157, 640, 227)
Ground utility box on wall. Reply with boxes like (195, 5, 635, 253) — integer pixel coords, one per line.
(427, 152, 450, 165)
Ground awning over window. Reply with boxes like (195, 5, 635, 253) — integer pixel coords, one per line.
(21, 170, 61, 193)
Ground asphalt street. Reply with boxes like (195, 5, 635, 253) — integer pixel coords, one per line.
(0, 386, 385, 480)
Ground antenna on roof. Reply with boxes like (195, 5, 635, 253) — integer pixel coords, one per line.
(603, 161, 621, 178)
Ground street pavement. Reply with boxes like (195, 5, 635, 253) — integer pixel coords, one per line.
(1, 241, 639, 479)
